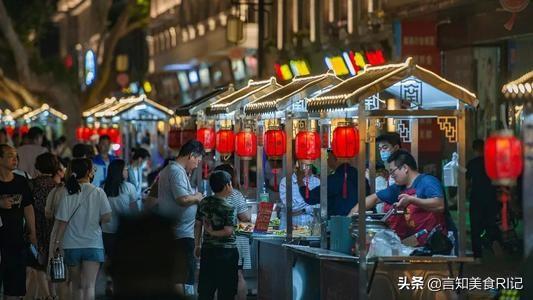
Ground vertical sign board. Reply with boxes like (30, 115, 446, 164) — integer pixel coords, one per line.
(254, 202, 274, 233)
(401, 20, 441, 74)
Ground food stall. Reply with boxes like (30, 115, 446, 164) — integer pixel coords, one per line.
(240, 73, 344, 299)
(193, 78, 280, 195)
(20, 104, 68, 141)
(501, 72, 531, 257)
(171, 86, 234, 151)
(269, 58, 478, 300)
(0, 106, 33, 139)
(82, 95, 174, 160)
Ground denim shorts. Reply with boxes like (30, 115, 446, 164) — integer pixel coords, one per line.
(63, 248, 105, 266)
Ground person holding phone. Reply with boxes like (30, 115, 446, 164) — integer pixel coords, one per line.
(0, 144, 37, 299)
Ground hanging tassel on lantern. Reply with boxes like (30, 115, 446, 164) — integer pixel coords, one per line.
(500, 188, 510, 232)
(203, 161, 208, 179)
(342, 164, 348, 199)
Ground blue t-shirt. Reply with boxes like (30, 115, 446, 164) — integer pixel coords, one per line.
(376, 174, 444, 205)
(376, 173, 457, 232)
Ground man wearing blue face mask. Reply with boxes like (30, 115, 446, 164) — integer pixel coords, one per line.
(377, 132, 402, 166)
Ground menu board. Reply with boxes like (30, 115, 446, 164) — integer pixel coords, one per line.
(254, 202, 274, 233)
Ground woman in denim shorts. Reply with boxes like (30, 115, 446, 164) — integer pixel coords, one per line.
(54, 158, 112, 300)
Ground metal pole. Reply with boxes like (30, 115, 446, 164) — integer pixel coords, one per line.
(256, 119, 265, 200)
(457, 105, 467, 257)
(411, 119, 419, 165)
(357, 105, 368, 300)
(319, 115, 330, 249)
(285, 114, 294, 240)
(523, 102, 533, 256)
(368, 118, 377, 193)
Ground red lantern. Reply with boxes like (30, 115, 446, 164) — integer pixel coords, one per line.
(5, 126, 14, 137)
(108, 127, 120, 144)
(485, 130, 523, 186)
(197, 127, 216, 152)
(264, 128, 286, 191)
(332, 125, 359, 159)
(216, 129, 235, 157)
(484, 130, 523, 231)
(295, 130, 321, 163)
(76, 127, 85, 141)
(264, 129, 286, 159)
(98, 127, 109, 137)
(235, 129, 257, 159)
(332, 125, 359, 198)
(20, 125, 29, 136)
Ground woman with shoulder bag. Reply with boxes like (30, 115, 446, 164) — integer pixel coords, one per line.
(27, 153, 65, 300)
(53, 158, 112, 300)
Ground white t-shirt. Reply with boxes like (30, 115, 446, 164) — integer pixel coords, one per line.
(102, 182, 137, 234)
(17, 144, 47, 178)
(55, 183, 112, 249)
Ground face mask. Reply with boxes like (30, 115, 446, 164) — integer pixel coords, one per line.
(380, 150, 391, 162)
(141, 161, 147, 169)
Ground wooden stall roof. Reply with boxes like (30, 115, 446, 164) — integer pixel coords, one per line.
(82, 98, 118, 118)
(1, 106, 32, 123)
(308, 57, 478, 112)
(22, 104, 68, 121)
(244, 72, 342, 115)
(184, 85, 235, 116)
(502, 70, 533, 100)
(93, 95, 174, 118)
(206, 78, 280, 116)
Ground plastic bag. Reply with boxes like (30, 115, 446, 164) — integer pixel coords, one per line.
(368, 230, 415, 258)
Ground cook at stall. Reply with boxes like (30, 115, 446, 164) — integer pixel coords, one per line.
(349, 150, 447, 246)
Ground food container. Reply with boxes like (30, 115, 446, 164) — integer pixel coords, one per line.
(350, 215, 392, 256)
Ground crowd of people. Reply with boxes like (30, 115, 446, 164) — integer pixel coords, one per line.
(0, 126, 510, 300)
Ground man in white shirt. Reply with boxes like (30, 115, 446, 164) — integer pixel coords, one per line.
(17, 127, 47, 178)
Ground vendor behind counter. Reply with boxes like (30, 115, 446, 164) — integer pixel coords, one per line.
(296, 150, 370, 217)
(349, 150, 451, 246)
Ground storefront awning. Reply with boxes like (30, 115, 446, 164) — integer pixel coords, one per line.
(502, 71, 533, 100)
(308, 57, 478, 112)
(181, 85, 235, 116)
(1, 106, 33, 124)
(244, 73, 342, 116)
(21, 104, 68, 122)
(206, 78, 280, 116)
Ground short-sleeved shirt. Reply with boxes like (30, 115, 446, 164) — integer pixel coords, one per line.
(157, 161, 197, 239)
(196, 196, 236, 248)
(55, 183, 112, 249)
(102, 182, 137, 234)
(0, 174, 33, 250)
(376, 174, 447, 244)
(16, 144, 47, 178)
(225, 190, 248, 225)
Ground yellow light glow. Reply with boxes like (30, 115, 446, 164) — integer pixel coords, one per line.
(157, 121, 165, 132)
(290, 60, 311, 77)
(143, 81, 153, 93)
(329, 56, 349, 76)
(354, 52, 367, 69)
(280, 64, 293, 80)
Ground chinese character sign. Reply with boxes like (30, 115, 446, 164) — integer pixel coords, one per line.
(401, 20, 441, 74)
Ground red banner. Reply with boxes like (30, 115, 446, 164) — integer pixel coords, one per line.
(401, 20, 441, 74)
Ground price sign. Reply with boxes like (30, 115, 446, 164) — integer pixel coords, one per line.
(254, 202, 274, 233)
